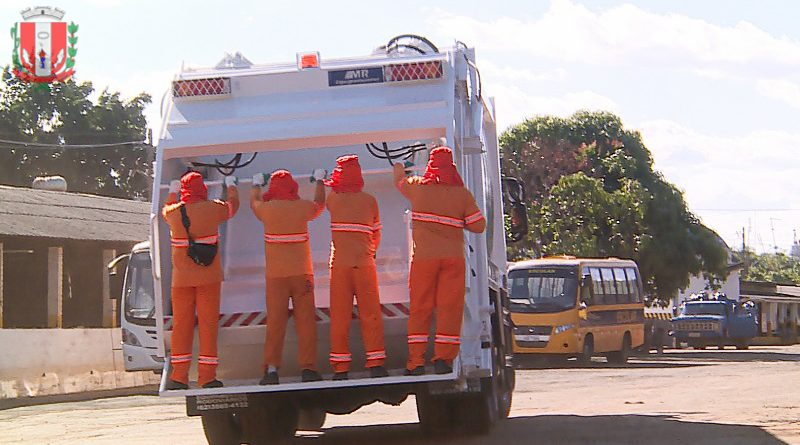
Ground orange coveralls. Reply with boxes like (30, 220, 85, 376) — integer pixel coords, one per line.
(251, 182, 325, 371)
(327, 191, 385, 372)
(162, 179, 239, 386)
(394, 162, 486, 369)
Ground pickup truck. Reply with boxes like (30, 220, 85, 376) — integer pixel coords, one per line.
(671, 292, 758, 350)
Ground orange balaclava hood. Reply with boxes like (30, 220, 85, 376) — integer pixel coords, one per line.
(324, 155, 364, 193)
(179, 171, 208, 204)
(421, 147, 463, 186)
(263, 170, 300, 201)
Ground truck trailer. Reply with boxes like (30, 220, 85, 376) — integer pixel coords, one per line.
(151, 35, 520, 443)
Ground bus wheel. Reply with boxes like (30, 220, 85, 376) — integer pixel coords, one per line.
(578, 335, 594, 366)
(201, 412, 242, 445)
(607, 333, 631, 365)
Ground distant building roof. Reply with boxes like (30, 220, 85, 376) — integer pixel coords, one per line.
(0, 185, 150, 242)
(741, 281, 800, 303)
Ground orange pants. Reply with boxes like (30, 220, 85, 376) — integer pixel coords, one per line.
(329, 263, 386, 372)
(264, 275, 318, 370)
(406, 257, 466, 369)
(170, 283, 221, 386)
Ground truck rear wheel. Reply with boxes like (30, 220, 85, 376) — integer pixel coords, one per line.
(416, 390, 455, 436)
(735, 339, 750, 350)
(242, 398, 299, 444)
(201, 412, 241, 445)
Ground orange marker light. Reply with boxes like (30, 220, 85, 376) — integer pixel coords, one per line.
(298, 52, 320, 69)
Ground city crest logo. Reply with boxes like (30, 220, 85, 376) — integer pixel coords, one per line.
(10, 6, 78, 84)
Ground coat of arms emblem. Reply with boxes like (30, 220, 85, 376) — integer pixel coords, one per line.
(10, 6, 78, 84)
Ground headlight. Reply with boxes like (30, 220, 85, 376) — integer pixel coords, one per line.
(553, 323, 575, 334)
(122, 328, 142, 347)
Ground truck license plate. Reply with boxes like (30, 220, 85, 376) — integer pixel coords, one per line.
(688, 332, 701, 338)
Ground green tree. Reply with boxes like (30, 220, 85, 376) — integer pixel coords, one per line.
(740, 252, 800, 285)
(0, 68, 153, 199)
(501, 110, 728, 301)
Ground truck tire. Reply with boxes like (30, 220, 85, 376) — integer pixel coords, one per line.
(578, 335, 594, 365)
(297, 408, 326, 431)
(457, 377, 499, 435)
(201, 412, 241, 445)
(242, 398, 299, 445)
(607, 333, 631, 365)
(416, 390, 454, 436)
(735, 339, 750, 350)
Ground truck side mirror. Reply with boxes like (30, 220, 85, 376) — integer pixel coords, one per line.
(503, 177, 529, 243)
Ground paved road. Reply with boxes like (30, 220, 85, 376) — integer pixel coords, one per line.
(2, 346, 799, 445)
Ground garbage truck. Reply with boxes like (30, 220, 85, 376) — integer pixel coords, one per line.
(151, 35, 523, 443)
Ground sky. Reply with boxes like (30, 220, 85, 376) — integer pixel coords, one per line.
(1, 0, 799, 254)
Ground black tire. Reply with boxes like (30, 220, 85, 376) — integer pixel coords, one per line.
(242, 398, 299, 445)
(457, 377, 499, 435)
(201, 412, 242, 445)
(416, 391, 454, 436)
(735, 339, 750, 350)
(297, 408, 326, 431)
(607, 333, 631, 364)
(578, 335, 594, 365)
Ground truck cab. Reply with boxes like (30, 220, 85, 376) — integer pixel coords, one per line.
(672, 292, 758, 350)
(152, 35, 516, 443)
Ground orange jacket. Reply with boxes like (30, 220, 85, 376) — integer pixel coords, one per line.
(251, 183, 325, 278)
(326, 191, 381, 267)
(394, 164, 485, 260)
(162, 187, 240, 287)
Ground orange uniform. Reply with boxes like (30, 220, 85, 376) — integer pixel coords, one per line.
(324, 155, 386, 374)
(251, 171, 325, 373)
(394, 147, 486, 371)
(162, 172, 239, 387)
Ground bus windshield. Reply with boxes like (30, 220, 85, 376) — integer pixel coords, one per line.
(682, 303, 726, 317)
(508, 266, 579, 313)
(124, 252, 155, 324)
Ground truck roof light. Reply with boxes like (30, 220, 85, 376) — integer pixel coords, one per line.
(172, 77, 231, 98)
(298, 52, 320, 69)
(384, 60, 443, 82)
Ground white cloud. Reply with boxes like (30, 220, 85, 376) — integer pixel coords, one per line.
(756, 78, 800, 109)
(431, 0, 800, 67)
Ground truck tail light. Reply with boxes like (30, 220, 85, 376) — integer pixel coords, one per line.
(172, 77, 231, 98)
(384, 61, 443, 82)
(298, 52, 320, 69)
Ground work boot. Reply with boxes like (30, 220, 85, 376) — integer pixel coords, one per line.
(370, 366, 389, 378)
(202, 379, 224, 389)
(301, 369, 322, 382)
(404, 366, 425, 376)
(260, 371, 279, 385)
(433, 360, 452, 375)
(166, 380, 189, 390)
(332, 372, 349, 381)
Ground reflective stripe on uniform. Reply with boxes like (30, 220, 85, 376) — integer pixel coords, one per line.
(197, 355, 219, 365)
(464, 211, 484, 225)
(434, 334, 461, 344)
(171, 235, 219, 247)
(407, 334, 428, 344)
(372, 222, 382, 231)
(366, 350, 387, 360)
(264, 232, 309, 243)
(411, 212, 465, 228)
(329, 352, 353, 362)
(330, 223, 373, 234)
(170, 353, 192, 363)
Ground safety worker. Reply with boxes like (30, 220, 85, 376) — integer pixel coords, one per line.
(324, 155, 387, 380)
(251, 169, 326, 385)
(393, 145, 486, 376)
(162, 172, 240, 390)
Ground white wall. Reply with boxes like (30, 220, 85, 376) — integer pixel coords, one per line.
(676, 269, 741, 306)
(0, 329, 159, 399)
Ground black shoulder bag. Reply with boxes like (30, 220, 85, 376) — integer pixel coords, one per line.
(179, 204, 218, 266)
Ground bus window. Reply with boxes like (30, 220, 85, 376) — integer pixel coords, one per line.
(613, 268, 630, 303)
(625, 268, 641, 303)
(124, 252, 155, 324)
(590, 268, 604, 305)
(601, 268, 617, 304)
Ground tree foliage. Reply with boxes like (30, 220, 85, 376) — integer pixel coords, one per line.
(0, 68, 153, 199)
(739, 251, 800, 285)
(500, 110, 728, 300)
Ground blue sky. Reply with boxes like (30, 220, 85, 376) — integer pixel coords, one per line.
(2, 0, 799, 254)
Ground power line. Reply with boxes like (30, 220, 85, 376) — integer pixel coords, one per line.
(695, 208, 800, 212)
(0, 138, 148, 149)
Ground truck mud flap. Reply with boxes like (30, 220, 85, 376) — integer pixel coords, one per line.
(187, 393, 249, 416)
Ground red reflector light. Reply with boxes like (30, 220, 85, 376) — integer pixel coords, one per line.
(172, 77, 231, 98)
(384, 61, 443, 82)
(298, 52, 320, 69)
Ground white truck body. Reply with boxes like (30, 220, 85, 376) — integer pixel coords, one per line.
(151, 38, 515, 440)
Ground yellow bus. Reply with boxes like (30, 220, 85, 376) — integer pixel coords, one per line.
(508, 257, 645, 364)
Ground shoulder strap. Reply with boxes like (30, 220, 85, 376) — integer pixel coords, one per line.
(178, 204, 194, 242)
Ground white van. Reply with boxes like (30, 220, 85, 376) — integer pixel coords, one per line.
(152, 35, 521, 443)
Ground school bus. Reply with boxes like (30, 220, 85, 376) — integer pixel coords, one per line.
(508, 257, 644, 363)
